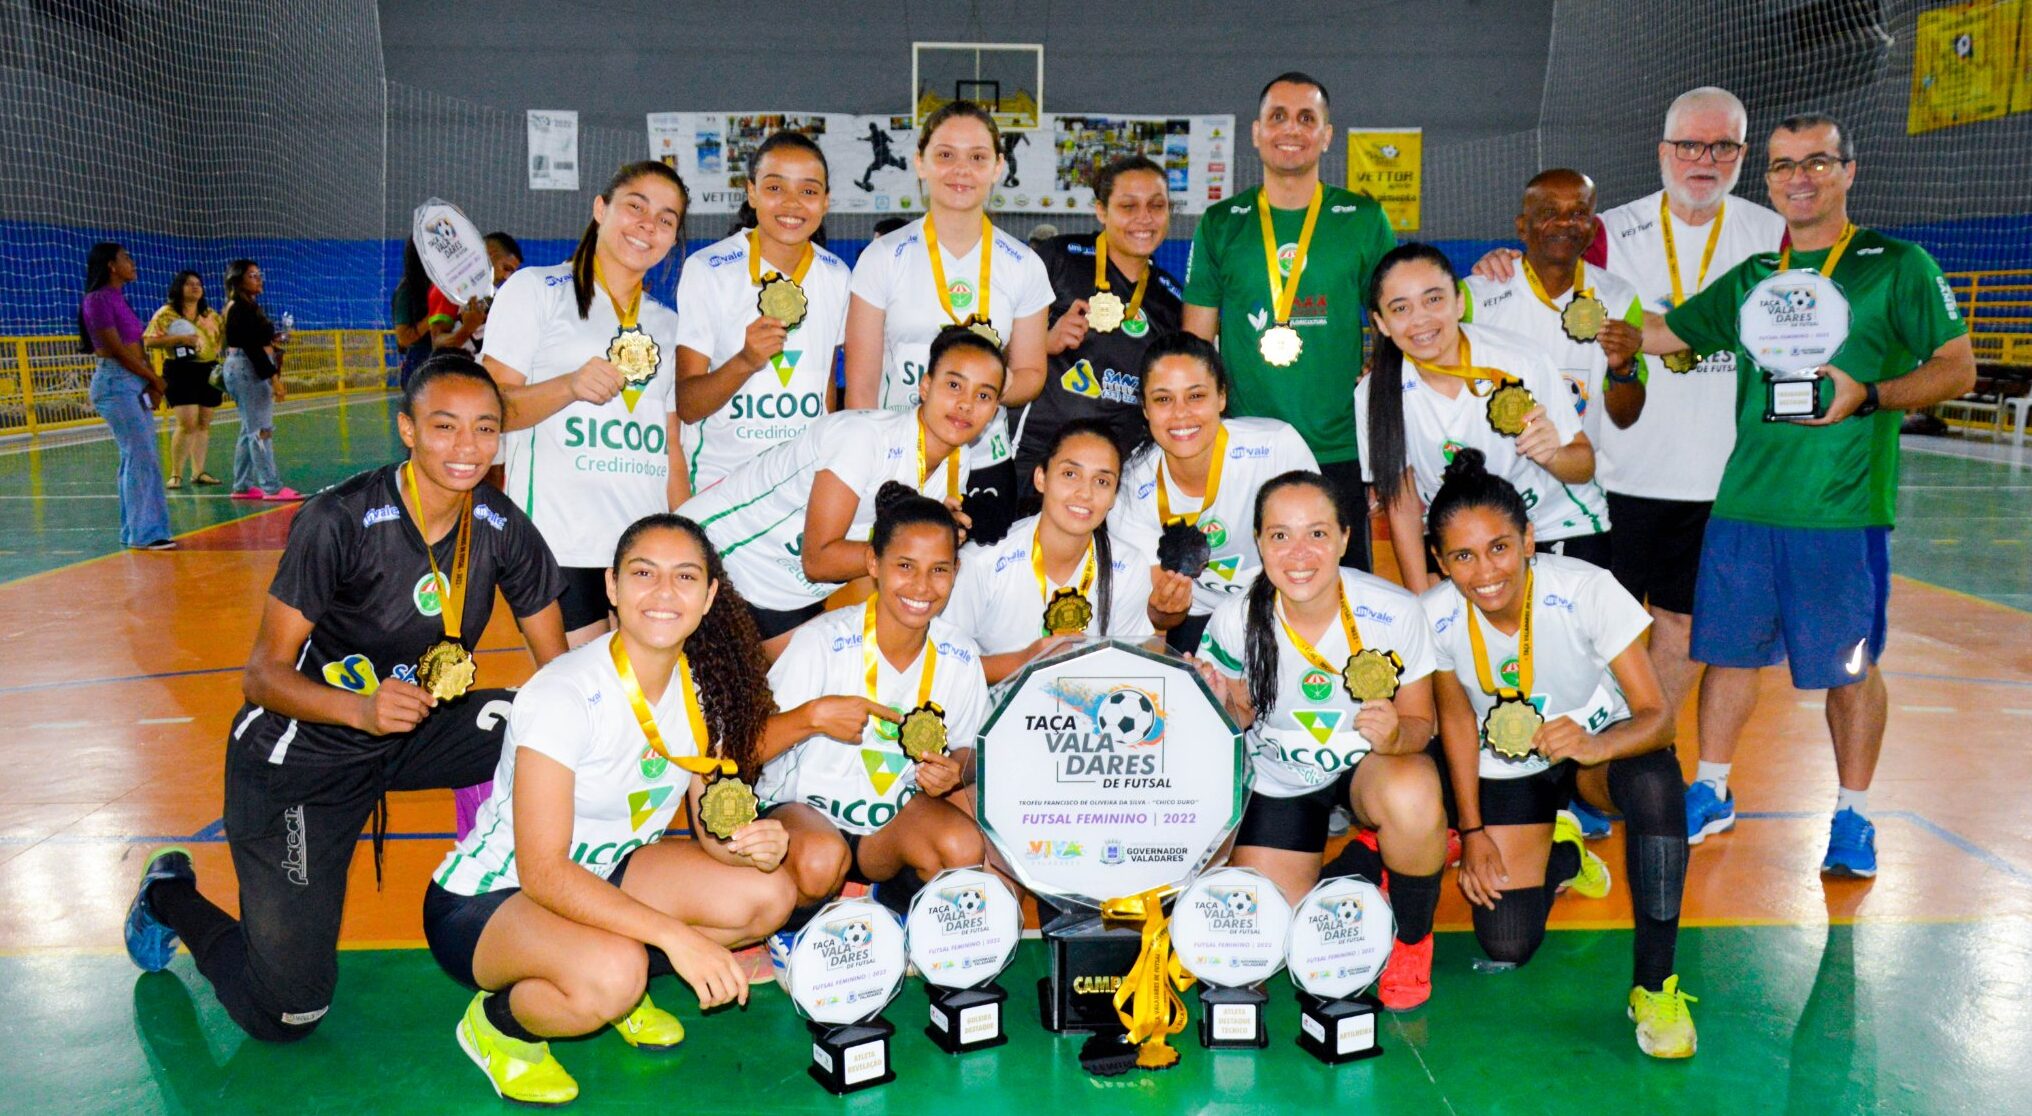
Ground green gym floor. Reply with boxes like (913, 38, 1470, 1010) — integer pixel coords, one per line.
(5, 394, 2031, 1113)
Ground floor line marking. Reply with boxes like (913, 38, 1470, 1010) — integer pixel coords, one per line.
(136, 716, 193, 725)
(0, 504, 295, 591)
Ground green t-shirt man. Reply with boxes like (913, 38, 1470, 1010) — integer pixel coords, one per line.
(1183, 184, 1395, 464)
(1664, 227, 1966, 529)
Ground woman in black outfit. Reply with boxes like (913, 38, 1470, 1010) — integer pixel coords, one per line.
(221, 258, 301, 501)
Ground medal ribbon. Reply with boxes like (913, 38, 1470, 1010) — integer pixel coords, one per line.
(1257, 183, 1324, 328)
(1523, 257, 1591, 312)
(608, 636, 734, 775)
(1465, 564, 1534, 699)
(1154, 424, 1229, 526)
(917, 419, 961, 504)
(924, 214, 993, 327)
(1659, 194, 1726, 307)
(1408, 335, 1517, 397)
(747, 228, 814, 288)
(1276, 587, 1365, 676)
(1102, 886, 1193, 1070)
(591, 257, 642, 329)
(863, 595, 936, 711)
(1092, 232, 1152, 322)
(1030, 530, 1096, 630)
(401, 461, 471, 642)
(1778, 222, 1857, 279)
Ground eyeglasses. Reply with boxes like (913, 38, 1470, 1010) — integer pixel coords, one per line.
(1664, 139, 1745, 164)
(1764, 155, 1851, 181)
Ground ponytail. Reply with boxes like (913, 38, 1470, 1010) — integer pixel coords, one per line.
(1243, 573, 1281, 717)
(1363, 242, 1460, 510)
(1424, 448, 1530, 560)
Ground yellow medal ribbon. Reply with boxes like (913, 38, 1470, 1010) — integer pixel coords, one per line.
(607, 635, 733, 776)
(924, 214, 994, 328)
(1102, 886, 1193, 1069)
(401, 461, 472, 643)
(592, 257, 643, 329)
(1154, 424, 1229, 526)
(1778, 222, 1857, 279)
(1030, 529, 1096, 626)
(1277, 587, 1364, 673)
(863, 595, 937, 712)
(1408, 334, 1517, 397)
(1257, 183, 1324, 328)
(1659, 193, 1727, 308)
(746, 228, 814, 288)
(1092, 231, 1151, 322)
(1523, 257, 1592, 312)
(1465, 564, 1534, 701)
(917, 419, 961, 505)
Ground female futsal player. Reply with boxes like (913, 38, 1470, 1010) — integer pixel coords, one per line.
(1424, 449, 1696, 1058)
(426, 515, 795, 1105)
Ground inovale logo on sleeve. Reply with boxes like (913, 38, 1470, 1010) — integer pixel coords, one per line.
(1031, 678, 1170, 787)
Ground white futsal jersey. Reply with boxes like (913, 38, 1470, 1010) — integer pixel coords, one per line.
(486, 262, 681, 567)
(1420, 554, 1650, 780)
(1462, 263, 1645, 469)
(757, 603, 990, 834)
(678, 407, 1006, 611)
(947, 513, 1157, 654)
(1110, 417, 1319, 617)
(1593, 190, 1786, 501)
(673, 230, 851, 493)
(1354, 321, 1610, 543)
(434, 632, 702, 895)
(1202, 569, 1437, 798)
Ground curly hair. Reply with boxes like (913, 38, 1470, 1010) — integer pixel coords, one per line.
(611, 514, 776, 780)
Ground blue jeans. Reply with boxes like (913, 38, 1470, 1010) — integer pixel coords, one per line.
(223, 354, 281, 492)
(89, 358, 172, 546)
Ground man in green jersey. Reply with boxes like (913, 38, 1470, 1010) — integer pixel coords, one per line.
(1641, 113, 1973, 879)
(1182, 72, 1395, 570)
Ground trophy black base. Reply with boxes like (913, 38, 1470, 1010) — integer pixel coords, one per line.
(1038, 912, 1143, 1033)
(808, 1017, 896, 1094)
(1763, 377, 1828, 423)
(1199, 984, 1268, 1048)
(926, 982, 1008, 1053)
(1295, 991, 1383, 1064)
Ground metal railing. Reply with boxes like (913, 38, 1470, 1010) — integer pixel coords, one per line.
(1943, 269, 2032, 368)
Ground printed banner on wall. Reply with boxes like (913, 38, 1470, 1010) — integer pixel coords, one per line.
(1908, 0, 2021, 134)
(527, 110, 580, 190)
(1345, 127, 1422, 232)
(647, 111, 1235, 216)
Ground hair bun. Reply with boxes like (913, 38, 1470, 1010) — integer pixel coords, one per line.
(873, 480, 919, 517)
(1441, 447, 1490, 484)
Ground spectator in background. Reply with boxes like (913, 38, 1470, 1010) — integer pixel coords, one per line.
(79, 242, 174, 550)
(392, 242, 435, 387)
(143, 270, 224, 489)
(221, 258, 301, 502)
(484, 231, 522, 285)
(1026, 222, 1060, 254)
(872, 216, 909, 238)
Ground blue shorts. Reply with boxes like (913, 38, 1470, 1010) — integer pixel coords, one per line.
(1690, 518, 1889, 690)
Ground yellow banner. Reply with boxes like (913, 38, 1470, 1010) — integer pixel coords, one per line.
(1346, 127, 1422, 233)
(1909, 0, 2022, 134)
(2015, 0, 2032, 113)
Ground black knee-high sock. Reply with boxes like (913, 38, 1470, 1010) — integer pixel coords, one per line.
(1470, 886, 1548, 967)
(147, 878, 238, 966)
(1320, 838, 1384, 885)
(484, 983, 544, 1042)
(1390, 870, 1442, 943)
(1608, 749, 1689, 991)
(1545, 840, 1581, 891)
(874, 869, 925, 918)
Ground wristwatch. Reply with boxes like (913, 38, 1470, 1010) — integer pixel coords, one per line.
(1854, 381, 1880, 418)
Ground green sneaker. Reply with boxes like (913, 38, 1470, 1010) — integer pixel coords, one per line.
(612, 991, 686, 1050)
(1628, 975, 1699, 1059)
(1554, 809, 1612, 899)
(455, 991, 578, 1106)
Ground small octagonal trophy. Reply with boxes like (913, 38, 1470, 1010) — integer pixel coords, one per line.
(1169, 866, 1294, 1049)
(1739, 268, 1851, 422)
(905, 866, 1022, 1053)
(1286, 875, 1394, 1064)
(783, 897, 908, 1094)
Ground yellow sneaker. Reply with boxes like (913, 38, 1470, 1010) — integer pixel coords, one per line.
(1555, 809, 1612, 899)
(612, 992, 686, 1050)
(455, 991, 579, 1105)
(1628, 975, 1699, 1059)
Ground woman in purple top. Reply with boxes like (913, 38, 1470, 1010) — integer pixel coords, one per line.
(79, 242, 175, 550)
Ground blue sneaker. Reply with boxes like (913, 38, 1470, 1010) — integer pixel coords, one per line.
(1821, 808, 1878, 878)
(125, 847, 195, 972)
(768, 929, 794, 985)
(1685, 781, 1736, 845)
(1567, 798, 1613, 840)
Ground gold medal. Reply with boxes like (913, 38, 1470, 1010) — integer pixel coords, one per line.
(1043, 588, 1095, 637)
(1465, 564, 1542, 761)
(898, 701, 949, 762)
(698, 775, 760, 840)
(757, 276, 809, 328)
(607, 324, 660, 389)
(964, 316, 1002, 348)
(1482, 694, 1545, 760)
(1087, 290, 1126, 333)
(1341, 647, 1405, 703)
(1486, 382, 1537, 437)
(1662, 349, 1700, 374)
(1559, 295, 1607, 343)
(417, 638, 476, 701)
(1259, 324, 1303, 366)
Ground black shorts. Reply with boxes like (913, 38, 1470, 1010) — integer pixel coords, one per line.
(761, 800, 879, 885)
(746, 599, 826, 641)
(1165, 612, 1212, 656)
(1542, 530, 1613, 571)
(1316, 459, 1373, 573)
(1478, 762, 1578, 828)
(1232, 772, 1355, 854)
(557, 565, 612, 631)
(1605, 493, 1710, 615)
(163, 359, 223, 408)
(423, 850, 639, 989)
